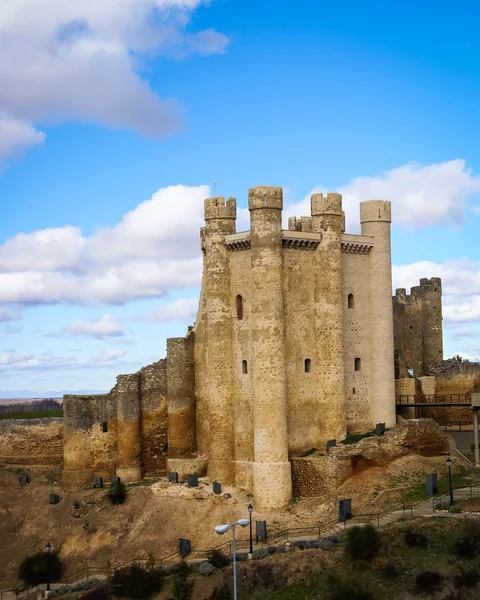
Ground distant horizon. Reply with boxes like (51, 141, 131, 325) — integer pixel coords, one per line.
(0, 390, 108, 401)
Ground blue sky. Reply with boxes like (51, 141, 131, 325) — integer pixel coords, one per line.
(1, 0, 480, 395)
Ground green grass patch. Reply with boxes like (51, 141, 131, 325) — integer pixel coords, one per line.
(340, 430, 376, 445)
(301, 448, 319, 457)
(0, 409, 63, 420)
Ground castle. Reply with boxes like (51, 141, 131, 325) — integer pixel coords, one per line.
(63, 186, 442, 509)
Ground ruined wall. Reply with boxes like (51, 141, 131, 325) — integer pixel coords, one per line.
(63, 359, 169, 486)
(393, 278, 443, 378)
(0, 418, 63, 465)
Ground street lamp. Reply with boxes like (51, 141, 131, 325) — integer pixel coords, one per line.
(215, 518, 249, 600)
(45, 542, 52, 592)
(247, 504, 254, 556)
(446, 457, 454, 506)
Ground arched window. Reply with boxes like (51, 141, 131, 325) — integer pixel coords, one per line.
(348, 293, 354, 309)
(353, 388, 356, 395)
(355, 357, 361, 372)
(102, 422, 108, 433)
(242, 360, 248, 374)
(304, 358, 311, 373)
(236, 295, 243, 320)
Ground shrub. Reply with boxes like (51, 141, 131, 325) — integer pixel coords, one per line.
(111, 564, 164, 599)
(107, 482, 127, 505)
(435, 501, 450, 511)
(206, 584, 232, 600)
(345, 525, 380, 561)
(454, 566, 480, 589)
(415, 571, 445, 594)
(198, 562, 216, 577)
(18, 551, 64, 586)
(449, 505, 463, 513)
(168, 561, 194, 600)
(81, 585, 113, 600)
(404, 529, 428, 548)
(377, 563, 399, 580)
(236, 562, 285, 596)
(454, 537, 478, 558)
(325, 573, 373, 600)
(207, 549, 230, 569)
(252, 547, 269, 560)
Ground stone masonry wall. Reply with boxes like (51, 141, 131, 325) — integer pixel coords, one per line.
(291, 454, 353, 497)
(0, 418, 63, 465)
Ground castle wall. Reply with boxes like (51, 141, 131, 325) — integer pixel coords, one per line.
(140, 360, 168, 476)
(342, 249, 373, 432)
(0, 418, 63, 466)
(282, 246, 321, 454)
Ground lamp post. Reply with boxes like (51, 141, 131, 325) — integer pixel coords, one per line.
(215, 519, 249, 600)
(45, 542, 52, 592)
(446, 457, 454, 506)
(247, 504, 254, 556)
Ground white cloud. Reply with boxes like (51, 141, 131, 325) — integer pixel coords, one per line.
(62, 314, 124, 338)
(4, 325, 22, 334)
(0, 116, 45, 162)
(139, 297, 198, 322)
(0, 349, 126, 370)
(285, 160, 480, 232)
(0, 308, 21, 322)
(0, 184, 206, 305)
(0, 0, 228, 163)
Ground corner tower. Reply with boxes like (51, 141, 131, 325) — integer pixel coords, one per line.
(249, 186, 292, 510)
(360, 200, 396, 427)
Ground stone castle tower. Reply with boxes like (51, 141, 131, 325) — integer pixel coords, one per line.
(393, 278, 443, 378)
(190, 186, 396, 508)
(63, 185, 414, 511)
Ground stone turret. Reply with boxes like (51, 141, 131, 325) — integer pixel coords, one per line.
(249, 186, 292, 510)
(203, 196, 237, 484)
(360, 200, 396, 427)
(311, 193, 346, 443)
(116, 373, 143, 482)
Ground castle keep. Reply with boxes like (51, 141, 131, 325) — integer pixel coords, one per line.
(63, 185, 440, 510)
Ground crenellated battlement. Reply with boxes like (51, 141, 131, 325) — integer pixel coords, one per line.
(248, 186, 283, 210)
(311, 192, 343, 216)
(420, 277, 442, 292)
(204, 196, 237, 221)
(394, 278, 442, 304)
(288, 216, 313, 232)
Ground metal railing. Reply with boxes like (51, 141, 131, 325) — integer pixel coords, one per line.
(432, 484, 480, 510)
(396, 394, 471, 405)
